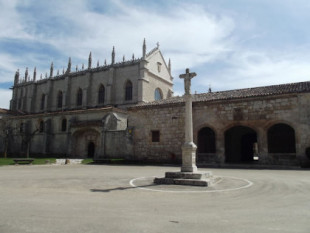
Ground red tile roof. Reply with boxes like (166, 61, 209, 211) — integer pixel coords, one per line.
(131, 81, 310, 109)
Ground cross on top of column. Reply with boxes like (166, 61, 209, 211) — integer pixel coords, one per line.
(179, 68, 196, 95)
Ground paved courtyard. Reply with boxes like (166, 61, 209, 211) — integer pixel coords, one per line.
(0, 164, 309, 233)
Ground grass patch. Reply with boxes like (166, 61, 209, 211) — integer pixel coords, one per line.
(0, 158, 56, 166)
(32, 158, 56, 165)
(82, 159, 94, 164)
(0, 158, 15, 166)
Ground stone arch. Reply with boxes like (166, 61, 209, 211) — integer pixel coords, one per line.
(197, 127, 216, 153)
(225, 125, 257, 163)
(71, 129, 100, 158)
(267, 123, 296, 153)
(197, 126, 216, 163)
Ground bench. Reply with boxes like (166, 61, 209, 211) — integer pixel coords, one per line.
(13, 158, 34, 165)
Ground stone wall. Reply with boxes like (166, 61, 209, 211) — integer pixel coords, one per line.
(128, 92, 310, 166)
(129, 105, 185, 162)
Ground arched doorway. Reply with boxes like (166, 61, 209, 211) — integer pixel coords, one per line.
(225, 126, 257, 163)
(87, 142, 95, 158)
(197, 127, 216, 162)
(267, 123, 296, 153)
(72, 129, 99, 158)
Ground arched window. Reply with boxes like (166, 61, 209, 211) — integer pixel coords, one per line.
(98, 85, 105, 104)
(198, 127, 216, 153)
(39, 120, 44, 132)
(268, 123, 296, 153)
(40, 94, 45, 110)
(19, 123, 24, 133)
(154, 88, 163, 100)
(77, 88, 83, 106)
(61, 119, 67, 132)
(125, 81, 132, 101)
(57, 91, 63, 108)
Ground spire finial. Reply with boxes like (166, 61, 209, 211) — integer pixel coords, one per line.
(156, 42, 160, 48)
(208, 84, 212, 93)
(14, 69, 20, 85)
(111, 46, 115, 64)
(33, 67, 36, 81)
(25, 67, 28, 82)
(123, 55, 125, 62)
(168, 58, 171, 74)
(143, 38, 146, 58)
(132, 53, 135, 61)
(50, 62, 54, 78)
(82, 64, 84, 70)
(76, 65, 78, 72)
(88, 51, 92, 69)
(97, 60, 99, 67)
(67, 57, 71, 73)
(104, 59, 107, 66)
(57, 69, 59, 76)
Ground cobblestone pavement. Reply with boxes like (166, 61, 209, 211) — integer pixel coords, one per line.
(0, 164, 309, 233)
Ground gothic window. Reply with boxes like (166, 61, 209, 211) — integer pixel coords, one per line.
(98, 85, 105, 104)
(57, 91, 63, 108)
(61, 119, 67, 132)
(19, 123, 24, 133)
(40, 94, 45, 110)
(268, 123, 296, 153)
(125, 81, 132, 101)
(151, 130, 160, 142)
(39, 120, 44, 132)
(154, 88, 163, 100)
(77, 88, 83, 106)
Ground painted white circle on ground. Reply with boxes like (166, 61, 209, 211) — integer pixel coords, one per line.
(129, 176, 253, 193)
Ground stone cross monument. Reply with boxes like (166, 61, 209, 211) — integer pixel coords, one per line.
(154, 68, 214, 186)
(179, 68, 198, 172)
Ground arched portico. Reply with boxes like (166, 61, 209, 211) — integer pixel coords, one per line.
(225, 126, 257, 163)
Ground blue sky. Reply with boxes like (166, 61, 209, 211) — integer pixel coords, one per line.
(1, 0, 310, 108)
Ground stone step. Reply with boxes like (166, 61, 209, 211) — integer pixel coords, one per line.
(165, 171, 212, 179)
(154, 177, 214, 187)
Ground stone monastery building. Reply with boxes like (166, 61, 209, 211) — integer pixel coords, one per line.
(1, 40, 310, 167)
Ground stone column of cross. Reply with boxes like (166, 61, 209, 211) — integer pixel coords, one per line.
(179, 68, 198, 172)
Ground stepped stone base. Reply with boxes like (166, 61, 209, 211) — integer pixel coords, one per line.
(154, 171, 214, 187)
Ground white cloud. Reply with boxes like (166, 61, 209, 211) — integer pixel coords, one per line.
(195, 49, 310, 92)
(0, 0, 32, 40)
(0, 89, 11, 109)
(1, 0, 310, 102)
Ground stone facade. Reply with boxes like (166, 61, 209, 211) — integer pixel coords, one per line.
(1, 41, 310, 167)
(129, 83, 310, 166)
(2, 42, 173, 159)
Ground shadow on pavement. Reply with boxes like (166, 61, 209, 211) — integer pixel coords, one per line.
(90, 184, 157, 193)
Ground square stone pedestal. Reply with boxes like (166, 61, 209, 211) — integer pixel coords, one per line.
(154, 171, 214, 187)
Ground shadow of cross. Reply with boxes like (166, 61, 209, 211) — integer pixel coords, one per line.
(90, 183, 158, 193)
